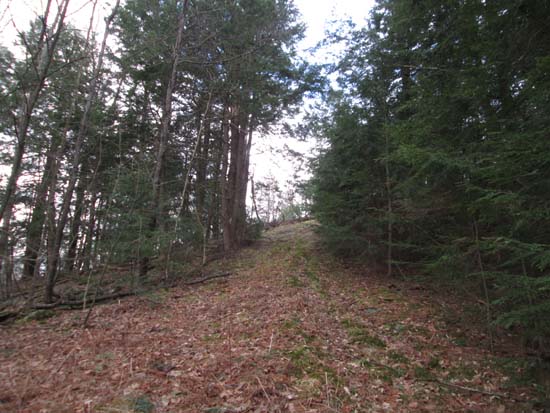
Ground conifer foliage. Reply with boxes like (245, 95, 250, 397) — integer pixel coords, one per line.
(311, 0, 550, 344)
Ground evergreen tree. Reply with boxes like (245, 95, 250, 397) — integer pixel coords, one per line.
(311, 0, 550, 344)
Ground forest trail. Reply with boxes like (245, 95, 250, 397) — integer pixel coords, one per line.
(0, 221, 538, 412)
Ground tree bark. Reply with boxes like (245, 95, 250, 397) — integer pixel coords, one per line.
(222, 105, 251, 250)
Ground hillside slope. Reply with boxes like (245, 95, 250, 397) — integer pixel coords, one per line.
(0, 221, 542, 412)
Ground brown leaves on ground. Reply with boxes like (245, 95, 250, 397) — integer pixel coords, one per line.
(0, 221, 544, 412)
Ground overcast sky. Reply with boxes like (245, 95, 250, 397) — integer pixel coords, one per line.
(252, 0, 374, 190)
(295, 0, 372, 49)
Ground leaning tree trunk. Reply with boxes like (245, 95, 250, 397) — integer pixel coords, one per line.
(44, 0, 120, 303)
(0, 210, 13, 298)
(0, 0, 69, 225)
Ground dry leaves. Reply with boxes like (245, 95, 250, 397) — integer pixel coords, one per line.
(0, 221, 541, 412)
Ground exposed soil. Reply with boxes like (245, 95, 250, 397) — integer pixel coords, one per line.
(0, 221, 544, 412)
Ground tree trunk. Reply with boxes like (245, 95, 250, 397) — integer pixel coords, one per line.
(222, 105, 251, 250)
(22, 150, 54, 278)
(64, 173, 87, 274)
(213, 111, 229, 240)
(196, 105, 211, 221)
(219, 106, 231, 247)
(384, 129, 393, 277)
(79, 185, 98, 274)
(0, 209, 13, 298)
(44, 0, 119, 302)
(250, 174, 262, 223)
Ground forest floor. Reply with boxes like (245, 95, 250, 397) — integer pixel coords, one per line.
(0, 220, 547, 413)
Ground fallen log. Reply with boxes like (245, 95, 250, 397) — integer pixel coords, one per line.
(184, 272, 232, 285)
(32, 291, 135, 310)
(0, 311, 18, 323)
(0, 272, 233, 323)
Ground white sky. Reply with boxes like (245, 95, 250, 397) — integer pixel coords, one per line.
(0, 0, 374, 200)
(251, 0, 374, 191)
(295, 0, 372, 51)
(0, 0, 107, 49)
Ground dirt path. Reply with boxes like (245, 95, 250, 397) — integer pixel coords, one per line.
(0, 221, 539, 412)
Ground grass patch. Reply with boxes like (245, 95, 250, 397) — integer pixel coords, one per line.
(270, 242, 293, 256)
(452, 336, 468, 347)
(142, 289, 169, 307)
(305, 269, 320, 283)
(360, 359, 405, 383)
(96, 352, 115, 361)
(202, 332, 222, 343)
(285, 345, 337, 382)
(385, 322, 407, 335)
(376, 287, 403, 302)
(448, 363, 476, 380)
(282, 317, 301, 330)
(95, 395, 154, 413)
(286, 346, 319, 378)
(342, 319, 386, 348)
(20, 309, 56, 323)
(495, 357, 550, 397)
(287, 275, 305, 288)
(388, 350, 409, 364)
(292, 239, 310, 260)
(428, 356, 441, 370)
(414, 366, 436, 381)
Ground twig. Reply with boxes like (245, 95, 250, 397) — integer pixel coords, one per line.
(473, 219, 494, 353)
(325, 372, 331, 407)
(428, 378, 509, 399)
(44, 347, 76, 385)
(256, 376, 271, 402)
(268, 331, 274, 353)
